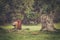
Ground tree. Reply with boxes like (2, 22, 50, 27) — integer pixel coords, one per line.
(34, 0, 60, 31)
(40, 14, 56, 31)
(0, 0, 7, 25)
(0, 0, 60, 32)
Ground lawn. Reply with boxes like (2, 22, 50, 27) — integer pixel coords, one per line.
(0, 23, 60, 40)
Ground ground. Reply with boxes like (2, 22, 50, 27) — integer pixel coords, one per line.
(0, 23, 60, 40)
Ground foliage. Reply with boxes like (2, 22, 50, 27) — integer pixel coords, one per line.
(27, 12, 39, 20)
(0, 0, 60, 25)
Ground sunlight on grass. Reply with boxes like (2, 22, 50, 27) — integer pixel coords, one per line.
(22, 24, 41, 31)
(2, 23, 60, 31)
(0, 23, 60, 40)
(55, 23, 60, 29)
(1, 24, 41, 31)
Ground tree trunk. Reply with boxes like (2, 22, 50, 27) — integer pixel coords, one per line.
(40, 14, 56, 32)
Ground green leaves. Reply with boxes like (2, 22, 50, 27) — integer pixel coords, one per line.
(26, 12, 40, 20)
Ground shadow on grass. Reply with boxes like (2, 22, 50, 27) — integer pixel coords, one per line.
(39, 29, 60, 35)
(0, 28, 12, 40)
(55, 29, 60, 34)
(38, 29, 60, 40)
(48, 29, 60, 40)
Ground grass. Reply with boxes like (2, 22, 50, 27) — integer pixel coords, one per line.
(0, 23, 60, 40)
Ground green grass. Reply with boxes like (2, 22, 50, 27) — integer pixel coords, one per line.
(0, 23, 60, 40)
(55, 23, 60, 29)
